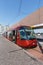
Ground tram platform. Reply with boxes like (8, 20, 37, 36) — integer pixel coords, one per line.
(27, 42, 43, 62)
(0, 35, 43, 65)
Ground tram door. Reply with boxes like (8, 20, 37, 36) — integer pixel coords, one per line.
(16, 30, 21, 45)
(12, 30, 16, 43)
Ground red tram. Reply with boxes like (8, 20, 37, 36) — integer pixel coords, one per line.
(3, 26, 37, 48)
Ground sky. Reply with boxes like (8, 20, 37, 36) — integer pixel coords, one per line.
(0, 0, 43, 26)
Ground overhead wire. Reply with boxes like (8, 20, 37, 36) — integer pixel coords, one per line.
(17, 0, 22, 16)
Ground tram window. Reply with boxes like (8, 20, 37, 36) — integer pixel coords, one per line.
(9, 33, 13, 38)
(19, 30, 27, 40)
(25, 30, 36, 40)
(13, 30, 15, 35)
(12, 30, 16, 41)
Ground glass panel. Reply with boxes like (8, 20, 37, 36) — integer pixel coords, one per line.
(19, 29, 27, 40)
(25, 29, 36, 40)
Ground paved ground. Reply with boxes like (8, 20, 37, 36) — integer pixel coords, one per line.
(0, 35, 43, 65)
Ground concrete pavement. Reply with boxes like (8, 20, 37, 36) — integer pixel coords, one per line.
(0, 35, 43, 65)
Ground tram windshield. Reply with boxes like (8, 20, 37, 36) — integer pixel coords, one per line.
(19, 30, 27, 40)
(19, 28, 36, 40)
